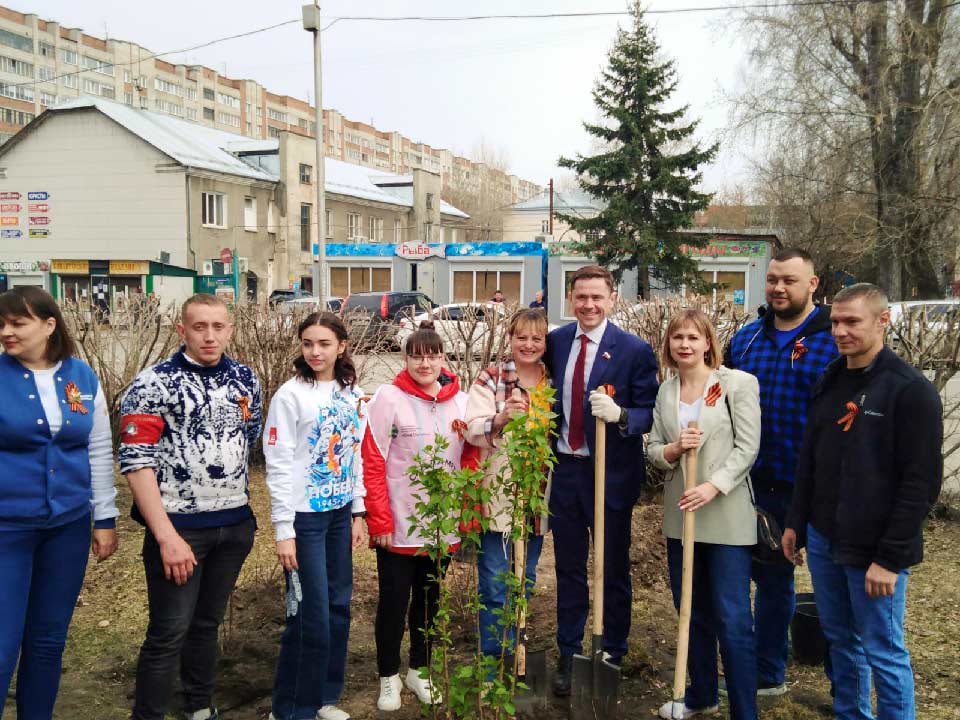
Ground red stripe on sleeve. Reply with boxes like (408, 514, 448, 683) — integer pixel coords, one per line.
(119, 414, 165, 445)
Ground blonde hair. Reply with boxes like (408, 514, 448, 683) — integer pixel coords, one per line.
(181, 293, 229, 322)
(661, 309, 722, 370)
(507, 308, 548, 338)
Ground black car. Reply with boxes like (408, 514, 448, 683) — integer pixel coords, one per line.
(268, 288, 314, 305)
(341, 291, 436, 349)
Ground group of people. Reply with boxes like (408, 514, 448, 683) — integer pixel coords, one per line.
(0, 248, 942, 720)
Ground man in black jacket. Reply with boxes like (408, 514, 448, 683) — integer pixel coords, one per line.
(783, 283, 942, 720)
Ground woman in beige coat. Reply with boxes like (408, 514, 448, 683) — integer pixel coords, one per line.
(647, 309, 761, 720)
(464, 308, 552, 660)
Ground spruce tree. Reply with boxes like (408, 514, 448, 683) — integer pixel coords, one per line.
(557, 5, 717, 295)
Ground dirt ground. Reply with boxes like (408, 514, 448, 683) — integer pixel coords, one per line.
(7, 474, 959, 719)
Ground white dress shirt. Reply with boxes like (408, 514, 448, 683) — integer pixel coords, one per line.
(557, 319, 608, 457)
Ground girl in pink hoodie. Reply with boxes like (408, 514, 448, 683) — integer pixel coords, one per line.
(362, 320, 469, 712)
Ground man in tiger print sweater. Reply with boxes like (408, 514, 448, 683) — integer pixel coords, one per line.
(119, 294, 262, 720)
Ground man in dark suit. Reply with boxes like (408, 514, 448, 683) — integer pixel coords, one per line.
(544, 264, 659, 695)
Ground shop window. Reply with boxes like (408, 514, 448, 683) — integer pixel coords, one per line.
(685, 269, 746, 306)
(330, 265, 390, 296)
(452, 269, 521, 303)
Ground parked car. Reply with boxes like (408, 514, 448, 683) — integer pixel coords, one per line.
(341, 291, 437, 349)
(395, 302, 508, 358)
(887, 299, 960, 356)
(268, 288, 314, 305)
(276, 296, 343, 314)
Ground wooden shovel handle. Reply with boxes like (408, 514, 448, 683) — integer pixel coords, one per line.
(514, 538, 528, 675)
(672, 420, 699, 706)
(593, 387, 607, 639)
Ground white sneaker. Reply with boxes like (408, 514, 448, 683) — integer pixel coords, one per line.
(405, 667, 442, 704)
(377, 674, 402, 711)
(657, 700, 720, 719)
(317, 706, 351, 720)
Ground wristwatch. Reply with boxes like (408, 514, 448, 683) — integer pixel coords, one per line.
(352, 511, 367, 519)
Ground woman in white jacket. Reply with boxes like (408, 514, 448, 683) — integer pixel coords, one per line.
(264, 312, 366, 720)
(646, 309, 761, 720)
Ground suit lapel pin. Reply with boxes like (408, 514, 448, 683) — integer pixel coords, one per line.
(602, 351, 611, 360)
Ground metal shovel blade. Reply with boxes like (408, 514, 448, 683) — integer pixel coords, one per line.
(513, 647, 549, 714)
(570, 647, 620, 720)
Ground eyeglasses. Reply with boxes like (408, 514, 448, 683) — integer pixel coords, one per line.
(408, 353, 443, 364)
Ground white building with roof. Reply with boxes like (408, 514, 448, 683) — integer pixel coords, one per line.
(0, 97, 469, 303)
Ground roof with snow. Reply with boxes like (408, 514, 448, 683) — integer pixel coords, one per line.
(507, 189, 604, 214)
(38, 96, 279, 182)
(0, 96, 469, 218)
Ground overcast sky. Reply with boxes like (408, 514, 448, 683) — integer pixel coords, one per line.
(23, 0, 752, 193)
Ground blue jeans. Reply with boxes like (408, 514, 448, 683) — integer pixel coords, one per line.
(272, 507, 353, 719)
(477, 531, 544, 657)
(749, 484, 796, 686)
(806, 525, 914, 720)
(667, 540, 758, 720)
(132, 518, 256, 720)
(0, 513, 91, 720)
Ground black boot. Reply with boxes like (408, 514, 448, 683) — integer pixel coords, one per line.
(552, 654, 573, 697)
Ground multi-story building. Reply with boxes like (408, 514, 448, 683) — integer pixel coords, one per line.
(0, 96, 470, 304)
(0, 4, 541, 203)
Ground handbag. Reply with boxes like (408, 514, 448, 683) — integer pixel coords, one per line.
(724, 394, 784, 564)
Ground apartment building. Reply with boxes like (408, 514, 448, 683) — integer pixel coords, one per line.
(0, 4, 541, 203)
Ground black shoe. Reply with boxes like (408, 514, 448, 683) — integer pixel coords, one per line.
(552, 655, 573, 697)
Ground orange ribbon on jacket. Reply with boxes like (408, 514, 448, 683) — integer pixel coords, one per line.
(792, 339, 809, 362)
(837, 401, 858, 432)
(236, 396, 252, 421)
(64, 382, 88, 414)
(451, 418, 468, 440)
(704, 382, 723, 407)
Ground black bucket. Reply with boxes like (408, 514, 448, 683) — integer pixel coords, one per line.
(791, 591, 828, 665)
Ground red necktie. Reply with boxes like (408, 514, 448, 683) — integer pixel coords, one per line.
(568, 334, 589, 451)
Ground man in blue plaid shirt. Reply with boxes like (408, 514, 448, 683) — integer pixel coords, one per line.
(725, 248, 838, 696)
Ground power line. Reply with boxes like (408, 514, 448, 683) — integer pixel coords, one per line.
(325, 1, 890, 21)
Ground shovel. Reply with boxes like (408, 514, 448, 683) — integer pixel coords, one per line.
(571, 387, 620, 720)
(510, 537, 549, 714)
(670, 421, 699, 719)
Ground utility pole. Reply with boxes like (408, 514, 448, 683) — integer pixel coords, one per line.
(303, 2, 326, 300)
(548, 177, 554, 236)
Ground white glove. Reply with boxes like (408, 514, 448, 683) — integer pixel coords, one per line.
(589, 390, 622, 424)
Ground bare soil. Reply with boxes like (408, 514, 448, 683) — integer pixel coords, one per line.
(7, 475, 958, 719)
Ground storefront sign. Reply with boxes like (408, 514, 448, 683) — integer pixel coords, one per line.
(27, 191, 49, 201)
(109, 260, 150, 275)
(51, 259, 90, 274)
(2, 229, 21, 238)
(29, 216, 50, 226)
(395, 242, 445, 260)
(0, 192, 21, 201)
(0, 260, 50, 273)
(0, 204, 20, 212)
(29, 229, 50, 239)
(1, 217, 18, 226)
(679, 240, 768, 258)
(27, 203, 48, 213)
